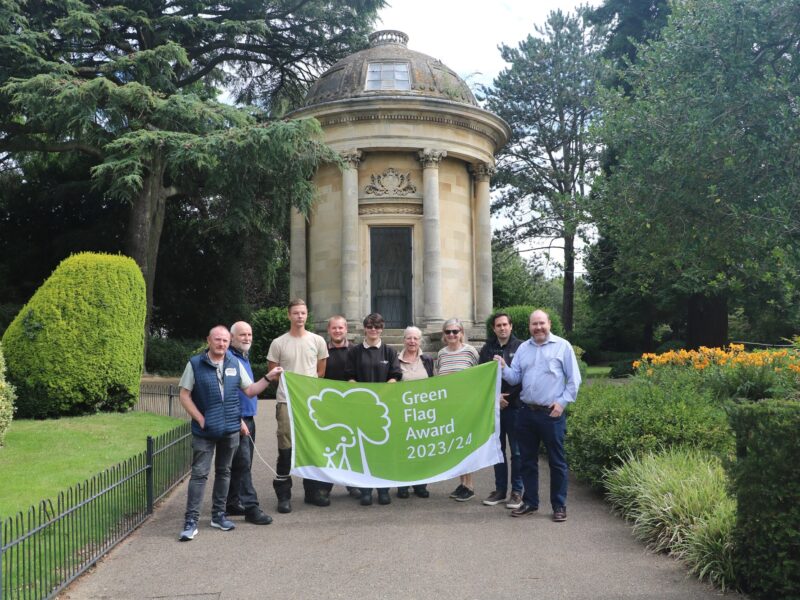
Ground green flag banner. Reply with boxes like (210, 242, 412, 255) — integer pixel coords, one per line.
(283, 361, 502, 487)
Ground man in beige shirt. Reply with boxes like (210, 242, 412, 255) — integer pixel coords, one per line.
(266, 299, 328, 514)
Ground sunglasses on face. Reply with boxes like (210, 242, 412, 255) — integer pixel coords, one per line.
(444, 329, 461, 335)
(365, 325, 383, 330)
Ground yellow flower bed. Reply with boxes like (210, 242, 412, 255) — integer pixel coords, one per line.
(633, 343, 800, 400)
(635, 344, 800, 372)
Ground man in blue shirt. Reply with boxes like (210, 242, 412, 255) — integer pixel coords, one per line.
(496, 310, 581, 522)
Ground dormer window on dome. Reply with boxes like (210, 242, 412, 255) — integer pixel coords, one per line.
(365, 62, 411, 91)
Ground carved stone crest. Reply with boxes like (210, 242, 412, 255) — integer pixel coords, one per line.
(364, 168, 417, 197)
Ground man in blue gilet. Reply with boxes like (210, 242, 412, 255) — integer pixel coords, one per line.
(178, 325, 282, 541)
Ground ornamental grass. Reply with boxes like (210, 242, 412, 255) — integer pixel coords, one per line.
(605, 448, 737, 591)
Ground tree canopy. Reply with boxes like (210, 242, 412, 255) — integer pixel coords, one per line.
(481, 7, 607, 333)
(594, 0, 800, 347)
(0, 0, 383, 328)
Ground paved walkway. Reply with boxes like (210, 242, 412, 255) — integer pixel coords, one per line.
(61, 403, 742, 600)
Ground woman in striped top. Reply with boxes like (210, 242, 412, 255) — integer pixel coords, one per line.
(436, 318, 480, 501)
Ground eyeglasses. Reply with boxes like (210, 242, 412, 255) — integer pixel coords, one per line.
(444, 329, 461, 335)
(365, 325, 383, 330)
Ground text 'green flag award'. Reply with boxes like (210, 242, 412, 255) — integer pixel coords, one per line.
(283, 361, 502, 488)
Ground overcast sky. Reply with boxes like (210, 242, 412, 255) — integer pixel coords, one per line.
(377, 0, 599, 88)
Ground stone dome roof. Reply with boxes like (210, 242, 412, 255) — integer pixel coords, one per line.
(302, 30, 478, 108)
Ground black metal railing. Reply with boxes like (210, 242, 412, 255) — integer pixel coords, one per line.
(0, 421, 191, 600)
(134, 384, 190, 420)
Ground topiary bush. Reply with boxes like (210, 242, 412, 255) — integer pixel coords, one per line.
(1, 253, 146, 418)
(0, 341, 15, 445)
(728, 399, 800, 599)
(485, 305, 563, 341)
(566, 378, 733, 488)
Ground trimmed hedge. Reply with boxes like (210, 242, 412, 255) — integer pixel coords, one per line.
(728, 400, 800, 599)
(485, 305, 563, 341)
(566, 379, 733, 488)
(0, 342, 15, 445)
(1, 253, 146, 418)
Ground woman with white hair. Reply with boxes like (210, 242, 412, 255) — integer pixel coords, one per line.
(436, 318, 480, 502)
(396, 325, 434, 499)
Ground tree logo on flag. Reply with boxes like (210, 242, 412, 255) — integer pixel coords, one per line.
(307, 388, 391, 475)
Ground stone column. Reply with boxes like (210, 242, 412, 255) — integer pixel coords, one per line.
(471, 163, 495, 324)
(289, 208, 307, 300)
(340, 149, 362, 325)
(419, 149, 447, 328)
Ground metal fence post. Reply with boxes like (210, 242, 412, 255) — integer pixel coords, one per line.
(0, 519, 4, 600)
(168, 385, 175, 417)
(146, 436, 155, 515)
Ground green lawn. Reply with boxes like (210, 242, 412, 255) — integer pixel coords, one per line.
(586, 365, 612, 378)
(0, 412, 183, 519)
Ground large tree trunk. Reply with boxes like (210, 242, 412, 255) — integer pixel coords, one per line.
(562, 232, 575, 334)
(686, 294, 728, 349)
(124, 154, 169, 340)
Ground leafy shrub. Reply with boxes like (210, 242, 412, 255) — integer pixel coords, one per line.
(145, 336, 201, 375)
(1, 253, 146, 418)
(654, 339, 685, 354)
(609, 359, 635, 378)
(485, 305, 563, 341)
(0, 342, 15, 445)
(605, 448, 737, 590)
(728, 399, 800, 599)
(566, 378, 733, 488)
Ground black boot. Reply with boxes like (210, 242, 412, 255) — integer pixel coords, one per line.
(413, 485, 430, 498)
(396, 487, 410, 499)
(359, 488, 373, 506)
(273, 478, 292, 514)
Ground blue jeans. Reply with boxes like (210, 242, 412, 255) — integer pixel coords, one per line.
(185, 432, 239, 521)
(228, 416, 259, 509)
(515, 407, 567, 510)
(494, 406, 523, 493)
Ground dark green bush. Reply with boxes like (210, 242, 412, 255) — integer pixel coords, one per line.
(485, 305, 563, 341)
(1, 253, 146, 418)
(0, 303, 22, 336)
(0, 341, 15, 445)
(145, 336, 201, 375)
(566, 379, 733, 488)
(654, 339, 685, 354)
(609, 359, 636, 378)
(728, 399, 800, 599)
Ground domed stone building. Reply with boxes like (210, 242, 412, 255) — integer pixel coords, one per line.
(288, 30, 510, 339)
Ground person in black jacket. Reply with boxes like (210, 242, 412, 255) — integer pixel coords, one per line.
(478, 312, 524, 510)
(319, 315, 354, 499)
(345, 313, 402, 506)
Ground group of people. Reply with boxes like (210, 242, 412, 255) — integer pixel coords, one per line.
(177, 300, 581, 542)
